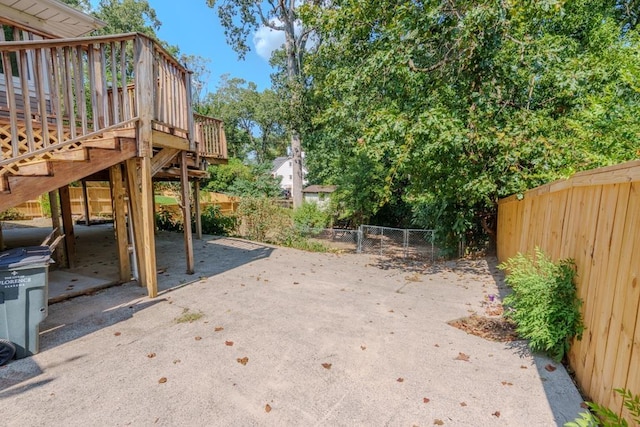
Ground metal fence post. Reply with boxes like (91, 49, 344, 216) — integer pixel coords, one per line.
(357, 225, 363, 253)
(403, 229, 408, 258)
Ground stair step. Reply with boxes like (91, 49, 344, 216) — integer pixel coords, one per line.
(13, 161, 52, 177)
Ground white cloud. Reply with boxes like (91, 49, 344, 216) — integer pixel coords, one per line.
(253, 25, 286, 61)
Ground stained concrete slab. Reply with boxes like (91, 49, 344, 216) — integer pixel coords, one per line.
(0, 221, 585, 426)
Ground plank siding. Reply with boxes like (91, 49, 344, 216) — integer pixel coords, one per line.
(497, 160, 640, 413)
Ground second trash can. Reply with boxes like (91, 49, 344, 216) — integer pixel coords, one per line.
(0, 246, 52, 365)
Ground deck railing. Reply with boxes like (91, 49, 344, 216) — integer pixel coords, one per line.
(0, 32, 226, 168)
(194, 113, 227, 160)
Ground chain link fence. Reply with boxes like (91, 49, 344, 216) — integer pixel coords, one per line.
(357, 225, 435, 262)
(302, 225, 436, 262)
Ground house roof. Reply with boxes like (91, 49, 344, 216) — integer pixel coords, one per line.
(0, 0, 105, 38)
(303, 185, 337, 194)
(271, 156, 289, 173)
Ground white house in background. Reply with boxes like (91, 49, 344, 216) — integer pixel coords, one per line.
(302, 185, 337, 208)
(271, 156, 308, 197)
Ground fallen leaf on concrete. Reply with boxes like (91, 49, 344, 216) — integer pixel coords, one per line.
(434, 344, 440, 347)
(501, 381, 513, 386)
(460, 402, 467, 407)
(520, 365, 528, 369)
(492, 411, 501, 417)
(158, 377, 167, 384)
(388, 310, 394, 313)
(225, 341, 234, 346)
(434, 419, 444, 425)
(361, 345, 366, 351)
(545, 364, 557, 372)
(454, 352, 470, 362)
(423, 397, 430, 403)
(173, 359, 181, 364)
(322, 363, 332, 370)
(195, 336, 202, 341)
(237, 357, 249, 365)
(114, 332, 121, 336)
(265, 404, 272, 413)
(397, 377, 404, 383)
(147, 353, 156, 358)
(293, 282, 299, 285)
(215, 327, 224, 332)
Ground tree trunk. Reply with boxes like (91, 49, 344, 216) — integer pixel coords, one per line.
(291, 130, 303, 207)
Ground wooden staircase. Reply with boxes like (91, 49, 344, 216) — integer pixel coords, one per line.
(0, 131, 137, 212)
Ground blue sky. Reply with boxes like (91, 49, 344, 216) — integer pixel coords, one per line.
(93, 1, 281, 94)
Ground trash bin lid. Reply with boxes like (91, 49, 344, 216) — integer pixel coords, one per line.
(0, 246, 52, 270)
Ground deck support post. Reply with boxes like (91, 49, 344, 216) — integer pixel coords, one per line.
(59, 185, 76, 268)
(81, 180, 91, 226)
(180, 151, 195, 274)
(48, 189, 68, 267)
(194, 179, 202, 240)
(109, 163, 131, 283)
(125, 157, 157, 297)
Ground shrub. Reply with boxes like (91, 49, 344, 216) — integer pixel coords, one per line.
(237, 197, 293, 243)
(293, 202, 331, 233)
(155, 207, 183, 232)
(565, 388, 640, 427)
(0, 209, 25, 221)
(199, 205, 237, 236)
(498, 248, 583, 361)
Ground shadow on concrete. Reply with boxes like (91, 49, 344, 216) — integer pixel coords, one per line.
(0, 221, 274, 395)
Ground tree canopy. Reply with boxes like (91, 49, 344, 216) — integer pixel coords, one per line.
(301, 0, 640, 252)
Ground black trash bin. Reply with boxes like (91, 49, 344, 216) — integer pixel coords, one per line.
(0, 246, 52, 365)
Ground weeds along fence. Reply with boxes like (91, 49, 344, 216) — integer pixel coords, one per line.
(497, 159, 640, 419)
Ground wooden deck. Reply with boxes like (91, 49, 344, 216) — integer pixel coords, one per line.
(0, 31, 228, 298)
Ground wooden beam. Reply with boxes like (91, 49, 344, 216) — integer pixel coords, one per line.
(59, 185, 76, 268)
(48, 189, 68, 268)
(125, 157, 158, 297)
(109, 164, 131, 283)
(180, 151, 195, 274)
(152, 130, 190, 151)
(150, 147, 180, 176)
(194, 179, 202, 240)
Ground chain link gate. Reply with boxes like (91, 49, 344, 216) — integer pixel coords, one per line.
(357, 225, 435, 262)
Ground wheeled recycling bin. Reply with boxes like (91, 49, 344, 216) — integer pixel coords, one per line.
(0, 246, 52, 365)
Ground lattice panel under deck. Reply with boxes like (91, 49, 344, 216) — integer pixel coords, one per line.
(0, 122, 83, 175)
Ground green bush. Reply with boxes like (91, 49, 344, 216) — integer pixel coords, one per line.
(293, 202, 331, 233)
(565, 388, 640, 427)
(0, 209, 25, 221)
(199, 205, 237, 236)
(237, 197, 293, 243)
(498, 248, 583, 361)
(155, 207, 183, 232)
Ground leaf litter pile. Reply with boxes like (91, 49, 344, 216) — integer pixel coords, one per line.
(448, 315, 519, 342)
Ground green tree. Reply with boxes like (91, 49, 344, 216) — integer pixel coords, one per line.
(302, 0, 640, 253)
(205, 0, 316, 207)
(205, 158, 282, 198)
(201, 76, 286, 162)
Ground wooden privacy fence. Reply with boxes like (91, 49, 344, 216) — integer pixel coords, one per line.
(11, 190, 238, 219)
(497, 160, 640, 418)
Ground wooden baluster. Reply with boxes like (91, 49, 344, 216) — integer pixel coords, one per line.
(63, 46, 76, 139)
(99, 43, 109, 127)
(34, 48, 50, 149)
(87, 44, 98, 132)
(110, 41, 119, 125)
(1, 52, 19, 157)
(18, 49, 34, 153)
